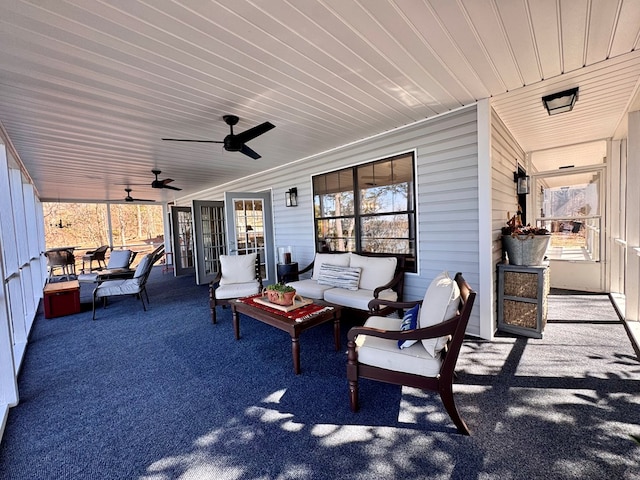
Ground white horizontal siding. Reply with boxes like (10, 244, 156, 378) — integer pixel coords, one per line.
(491, 107, 526, 335)
(183, 105, 487, 337)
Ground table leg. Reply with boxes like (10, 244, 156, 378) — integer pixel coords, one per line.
(333, 315, 341, 351)
(291, 336, 301, 374)
(231, 305, 240, 340)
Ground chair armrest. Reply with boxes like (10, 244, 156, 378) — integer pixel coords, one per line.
(347, 315, 459, 343)
(210, 271, 222, 289)
(297, 261, 314, 276)
(368, 298, 422, 313)
(372, 269, 404, 298)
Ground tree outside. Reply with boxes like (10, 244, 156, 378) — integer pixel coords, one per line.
(43, 202, 165, 270)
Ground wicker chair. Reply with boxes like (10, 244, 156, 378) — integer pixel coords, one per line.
(82, 245, 109, 272)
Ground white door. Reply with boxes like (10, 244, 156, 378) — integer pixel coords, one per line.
(533, 168, 605, 292)
(223, 191, 275, 285)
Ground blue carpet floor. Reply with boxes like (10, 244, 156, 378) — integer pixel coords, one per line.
(0, 268, 639, 479)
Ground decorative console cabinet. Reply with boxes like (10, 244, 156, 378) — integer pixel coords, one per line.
(497, 263, 549, 339)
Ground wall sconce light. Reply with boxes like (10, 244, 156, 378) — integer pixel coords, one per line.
(514, 172, 530, 195)
(285, 187, 298, 207)
(542, 87, 579, 115)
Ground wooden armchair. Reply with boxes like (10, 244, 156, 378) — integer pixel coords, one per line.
(347, 272, 476, 434)
(209, 253, 262, 324)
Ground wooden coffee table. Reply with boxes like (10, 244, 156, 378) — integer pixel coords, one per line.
(231, 298, 342, 374)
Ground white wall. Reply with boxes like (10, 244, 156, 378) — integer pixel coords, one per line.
(490, 108, 527, 335)
(179, 105, 488, 338)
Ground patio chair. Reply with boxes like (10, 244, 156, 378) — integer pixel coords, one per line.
(82, 245, 109, 272)
(92, 252, 156, 320)
(45, 249, 76, 281)
(347, 272, 476, 435)
(209, 253, 262, 324)
(77, 249, 138, 283)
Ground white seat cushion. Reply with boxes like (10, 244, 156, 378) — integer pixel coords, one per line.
(219, 254, 257, 285)
(323, 287, 397, 310)
(419, 271, 461, 357)
(78, 273, 99, 283)
(215, 281, 261, 300)
(285, 279, 333, 300)
(95, 279, 142, 298)
(355, 316, 442, 377)
(349, 254, 397, 291)
(311, 253, 351, 280)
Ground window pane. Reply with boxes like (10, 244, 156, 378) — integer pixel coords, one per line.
(360, 214, 414, 255)
(538, 172, 600, 218)
(360, 183, 410, 213)
(316, 218, 355, 252)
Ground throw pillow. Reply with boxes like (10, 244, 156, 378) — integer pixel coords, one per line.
(398, 304, 420, 349)
(311, 253, 351, 280)
(418, 271, 460, 357)
(317, 264, 361, 290)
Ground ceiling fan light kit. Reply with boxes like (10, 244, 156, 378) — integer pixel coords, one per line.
(162, 115, 275, 159)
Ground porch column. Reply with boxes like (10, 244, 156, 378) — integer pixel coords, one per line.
(626, 111, 640, 321)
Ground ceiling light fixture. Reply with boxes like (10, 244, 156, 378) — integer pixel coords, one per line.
(542, 87, 579, 115)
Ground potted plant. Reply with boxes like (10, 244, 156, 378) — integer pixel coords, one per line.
(501, 212, 550, 266)
(264, 283, 297, 306)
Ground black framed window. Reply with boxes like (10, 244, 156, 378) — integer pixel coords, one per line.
(313, 152, 416, 272)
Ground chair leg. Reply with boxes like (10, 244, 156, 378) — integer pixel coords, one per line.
(92, 291, 98, 320)
(211, 304, 217, 324)
(347, 341, 360, 412)
(349, 379, 360, 412)
(439, 385, 470, 435)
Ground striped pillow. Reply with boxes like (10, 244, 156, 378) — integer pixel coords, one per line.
(317, 264, 361, 290)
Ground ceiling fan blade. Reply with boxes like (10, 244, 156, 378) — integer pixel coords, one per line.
(163, 184, 182, 191)
(240, 144, 261, 159)
(161, 138, 224, 143)
(234, 121, 275, 144)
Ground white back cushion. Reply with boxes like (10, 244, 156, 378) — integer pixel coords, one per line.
(107, 249, 131, 269)
(220, 253, 257, 285)
(349, 254, 397, 291)
(311, 253, 350, 280)
(418, 271, 460, 357)
(133, 254, 152, 279)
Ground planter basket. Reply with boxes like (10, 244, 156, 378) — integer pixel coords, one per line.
(502, 234, 550, 266)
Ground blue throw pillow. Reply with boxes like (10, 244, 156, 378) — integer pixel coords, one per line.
(398, 304, 420, 349)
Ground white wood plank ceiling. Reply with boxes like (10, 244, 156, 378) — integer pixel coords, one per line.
(0, 0, 639, 202)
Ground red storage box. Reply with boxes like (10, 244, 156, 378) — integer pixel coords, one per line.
(43, 280, 81, 319)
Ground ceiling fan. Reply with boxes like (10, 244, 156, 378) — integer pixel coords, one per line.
(150, 169, 181, 190)
(122, 169, 182, 191)
(123, 188, 155, 203)
(161, 115, 275, 159)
